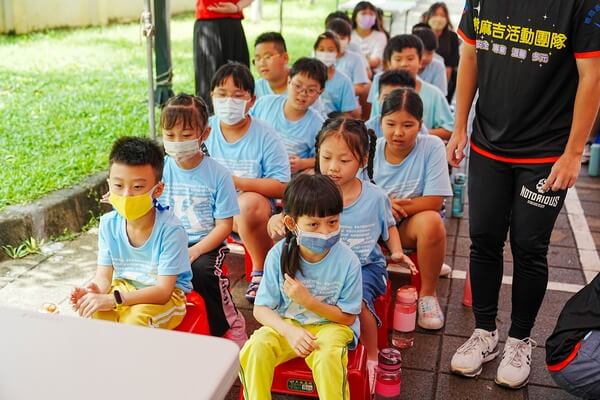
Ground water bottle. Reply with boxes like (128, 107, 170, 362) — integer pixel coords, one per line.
(452, 173, 466, 218)
(589, 143, 600, 177)
(374, 348, 402, 400)
(392, 285, 417, 349)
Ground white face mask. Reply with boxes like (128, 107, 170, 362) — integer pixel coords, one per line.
(163, 138, 200, 161)
(213, 97, 248, 125)
(315, 51, 337, 68)
(339, 38, 350, 53)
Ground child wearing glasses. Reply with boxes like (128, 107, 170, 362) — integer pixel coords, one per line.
(253, 32, 290, 98)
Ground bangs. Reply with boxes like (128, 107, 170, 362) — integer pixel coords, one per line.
(283, 175, 343, 218)
(160, 107, 202, 131)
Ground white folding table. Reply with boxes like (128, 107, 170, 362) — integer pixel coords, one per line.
(0, 306, 240, 400)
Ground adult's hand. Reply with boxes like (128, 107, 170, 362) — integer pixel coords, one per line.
(542, 153, 582, 192)
(446, 129, 468, 168)
(207, 2, 239, 14)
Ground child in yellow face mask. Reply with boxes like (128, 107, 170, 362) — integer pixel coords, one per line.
(70, 137, 193, 329)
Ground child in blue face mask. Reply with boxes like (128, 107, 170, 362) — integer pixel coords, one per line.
(240, 174, 363, 400)
(70, 137, 192, 329)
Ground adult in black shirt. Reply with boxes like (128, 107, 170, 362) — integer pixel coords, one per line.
(425, 2, 459, 102)
(446, 0, 600, 390)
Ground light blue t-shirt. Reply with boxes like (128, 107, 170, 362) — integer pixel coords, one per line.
(160, 156, 240, 245)
(255, 78, 275, 98)
(340, 181, 396, 267)
(255, 239, 363, 347)
(321, 70, 358, 115)
(336, 51, 369, 85)
(250, 95, 324, 159)
(419, 57, 447, 96)
(366, 113, 429, 138)
(373, 135, 452, 199)
(97, 209, 193, 293)
(368, 76, 454, 131)
(206, 116, 291, 184)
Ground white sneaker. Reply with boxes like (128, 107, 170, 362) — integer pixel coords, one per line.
(417, 296, 444, 330)
(440, 263, 452, 277)
(367, 359, 377, 394)
(495, 337, 536, 389)
(451, 329, 499, 377)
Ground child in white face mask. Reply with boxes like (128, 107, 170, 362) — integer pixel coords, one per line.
(313, 31, 360, 118)
(159, 94, 247, 346)
(206, 62, 291, 303)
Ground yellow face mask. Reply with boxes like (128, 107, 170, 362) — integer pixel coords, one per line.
(108, 183, 160, 221)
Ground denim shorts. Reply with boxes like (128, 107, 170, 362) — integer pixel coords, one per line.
(362, 262, 388, 327)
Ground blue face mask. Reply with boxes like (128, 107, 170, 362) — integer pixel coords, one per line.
(296, 228, 341, 254)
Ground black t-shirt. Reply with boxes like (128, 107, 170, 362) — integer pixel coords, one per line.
(437, 29, 460, 68)
(458, 0, 600, 160)
(546, 273, 600, 366)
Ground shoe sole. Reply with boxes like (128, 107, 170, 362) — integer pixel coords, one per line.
(451, 350, 499, 378)
(494, 377, 529, 389)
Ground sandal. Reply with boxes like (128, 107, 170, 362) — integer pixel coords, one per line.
(245, 271, 263, 304)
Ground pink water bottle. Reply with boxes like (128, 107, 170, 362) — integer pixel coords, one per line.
(392, 285, 417, 349)
(374, 348, 402, 400)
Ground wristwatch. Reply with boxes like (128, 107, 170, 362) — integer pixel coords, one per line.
(113, 290, 124, 308)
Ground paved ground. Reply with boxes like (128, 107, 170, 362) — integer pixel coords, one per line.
(1, 167, 598, 399)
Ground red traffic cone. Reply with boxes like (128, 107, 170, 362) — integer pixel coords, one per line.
(463, 269, 472, 307)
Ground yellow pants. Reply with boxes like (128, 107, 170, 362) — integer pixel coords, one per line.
(93, 279, 187, 329)
(239, 320, 354, 400)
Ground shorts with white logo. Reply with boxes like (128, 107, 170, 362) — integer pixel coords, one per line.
(468, 150, 567, 339)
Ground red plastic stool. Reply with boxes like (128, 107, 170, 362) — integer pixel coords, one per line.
(174, 291, 211, 335)
(226, 235, 254, 282)
(374, 281, 392, 349)
(239, 344, 370, 399)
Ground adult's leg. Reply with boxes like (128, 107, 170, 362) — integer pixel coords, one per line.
(468, 150, 513, 332)
(219, 19, 250, 67)
(508, 164, 567, 338)
(193, 19, 222, 111)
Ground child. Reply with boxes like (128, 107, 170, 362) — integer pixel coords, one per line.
(206, 62, 291, 303)
(268, 117, 416, 390)
(367, 34, 454, 140)
(325, 11, 365, 57)
(159, 94, 247, 345)
(253, 32, 290, 98)
(313, 31, 360, 118)
(70, 137, 192, 329)
(351, 1, 388, 73)
(326, 18, 371, 99)
(373, 88, 451, 330)
(366, 70, 429, 138)
(250, 58, 326, 174)
(412, 24, 447, 96)
(240, 174, 363, 400)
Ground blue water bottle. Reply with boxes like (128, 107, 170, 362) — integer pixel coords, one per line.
(452, 173, 466, 218)
(589, 143, 600, 177)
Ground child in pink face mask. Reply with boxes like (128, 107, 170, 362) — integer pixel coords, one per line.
(350, 1, 388, 73)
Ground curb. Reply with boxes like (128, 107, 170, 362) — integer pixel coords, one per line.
(0, 172, 109, 261)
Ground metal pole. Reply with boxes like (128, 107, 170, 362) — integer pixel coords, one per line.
(142, 0, 156, 140)
(278, 0, 283, 33)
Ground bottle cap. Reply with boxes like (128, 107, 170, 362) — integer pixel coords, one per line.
(396, 285, 418, 304)
(453, 173, 466, 185)
(378, 348, 402, 369)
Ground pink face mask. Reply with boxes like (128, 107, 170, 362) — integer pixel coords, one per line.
(357, 14, 376, 29)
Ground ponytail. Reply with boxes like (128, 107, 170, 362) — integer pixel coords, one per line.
(366, 128, 377, 183)
(281, 230, 302, 278)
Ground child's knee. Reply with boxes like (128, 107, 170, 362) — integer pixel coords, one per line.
(237, 193, 271, 222)
(417, 211, 446, 243)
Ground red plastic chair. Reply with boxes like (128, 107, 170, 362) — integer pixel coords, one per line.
(239, 344, 370, 399)
(174, 290, 211, 335)
(374, 283, 392, 349)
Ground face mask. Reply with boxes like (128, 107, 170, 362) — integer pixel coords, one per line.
(428, 15, 447, 31)
(296, 228, 341, 254)
(357, 14, 376, 30)
(213, 97, 248, 125)
(315, 51, 337, 68)
(109, 183, 159, 221)
(163, 138, 200, 161)
(339, 38, 350, 53)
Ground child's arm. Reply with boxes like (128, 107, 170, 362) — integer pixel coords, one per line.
(284, 274, 356, 326)
(71, 265, 113, 306)
(233, 177, 286, 198)
(385, 226, 417, 273)
(189, 218, 233, 262)
(254, 305, 319, 357)
(390, 195, 444, 219)
(289, 156, 315, 174)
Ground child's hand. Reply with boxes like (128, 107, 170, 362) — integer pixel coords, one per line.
(70, 282, 101, 307)
(283, 325, 319, 358)
(283, 274, 313, 308)
(267, 213, 286, 241)
(390, 198, 411, 220)
(76, 293, 115, 318)
(390, 252, 418, 275)
(288, 155, 303, 174)
(188, 247, 201, 263)
(100, 191, 110, 204)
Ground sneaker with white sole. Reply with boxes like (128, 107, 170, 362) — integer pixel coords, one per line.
(417, 296, 444, 330)
(440, 263, 452, 277)
(495, 337, 536, 389)
(451, 329, 499, 377)
(367, 359, 377, 394)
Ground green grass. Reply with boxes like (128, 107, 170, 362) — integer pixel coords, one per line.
(0, 0, 336, 211)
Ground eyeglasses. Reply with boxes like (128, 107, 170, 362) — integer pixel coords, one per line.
(252, 53, 282, 66)
(289, 81, 321, 97)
